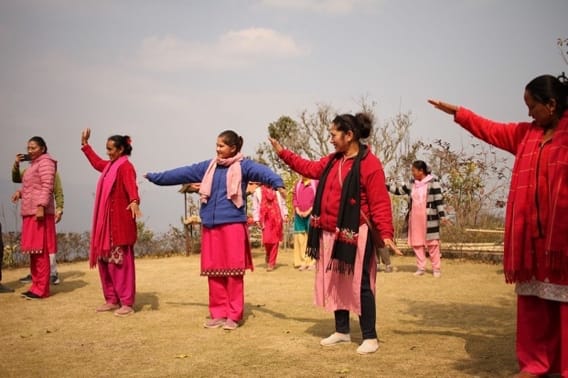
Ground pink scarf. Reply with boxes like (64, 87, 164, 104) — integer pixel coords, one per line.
(89, 156, 128, 268)
(413, 174, 433, 203)
(199, 152, 244, 208)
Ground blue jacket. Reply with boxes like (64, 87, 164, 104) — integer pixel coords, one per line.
(146, 159, 284, 228)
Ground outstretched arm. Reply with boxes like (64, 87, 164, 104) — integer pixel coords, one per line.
(428, 99, 526, 155)
(145, 160, 209, 186)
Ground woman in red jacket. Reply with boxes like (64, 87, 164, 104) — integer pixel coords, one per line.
(270, 113, 399, 355)
(81, 128, 141, 317)
(429, 74, 568, 378)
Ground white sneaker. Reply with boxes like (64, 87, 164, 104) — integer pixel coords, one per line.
(433, 271, 441, 278)
(356, 339, 379, 354)
(320, 332, 351, 346)
(413, 269, 425, 276)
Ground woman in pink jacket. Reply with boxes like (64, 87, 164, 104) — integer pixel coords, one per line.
(429, 74, 568, 378)
(11, 136, 57, 299)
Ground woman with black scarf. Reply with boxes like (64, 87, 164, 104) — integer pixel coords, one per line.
(270, 112, 399, 355)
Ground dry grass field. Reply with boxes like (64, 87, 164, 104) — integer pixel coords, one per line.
(0, 249, 518, 378)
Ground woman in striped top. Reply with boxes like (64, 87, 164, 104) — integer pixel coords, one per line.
(388, 161, 446, 277)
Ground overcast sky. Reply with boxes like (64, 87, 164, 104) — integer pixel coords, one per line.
(1, 0, 566, 232)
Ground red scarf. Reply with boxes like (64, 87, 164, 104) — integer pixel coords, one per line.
(504, 111, 568, 283)
(89, 156, 128, 268)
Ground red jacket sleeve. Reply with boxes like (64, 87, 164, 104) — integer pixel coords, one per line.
(81, 144, 109, 172)
(363, 159, 394, 241)
(454, 107, 529, 155)
(120, 162, 140, 204)
(279, 149, 331, 179)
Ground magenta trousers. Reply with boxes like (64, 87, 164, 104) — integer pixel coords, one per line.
(517, 295, 568, 376)
(98, 246, 136, 306)
(208, 275, 244, 322)
(30, 250, 50, 298)
(264, 243, 279, 267)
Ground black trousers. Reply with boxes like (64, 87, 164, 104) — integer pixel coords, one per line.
(334, 237, 377, 340)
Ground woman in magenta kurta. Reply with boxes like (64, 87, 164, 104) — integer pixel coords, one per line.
(270, 113, 399, 355)
(81, 128, 141, 317)
(11, 136, 57, 299)
(429, 74, 568, 378)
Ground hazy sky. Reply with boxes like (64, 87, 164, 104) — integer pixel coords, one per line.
(1, 0, 566, 232)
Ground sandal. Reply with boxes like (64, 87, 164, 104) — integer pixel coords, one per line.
(96, 303, 120, 312)
(114, 305, 134, 317)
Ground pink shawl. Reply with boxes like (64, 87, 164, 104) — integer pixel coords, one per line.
(89, 156, 128, 268)
(199, 152, 244, 208)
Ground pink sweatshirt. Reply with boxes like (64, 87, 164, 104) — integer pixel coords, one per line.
(19, 153, 57, 216)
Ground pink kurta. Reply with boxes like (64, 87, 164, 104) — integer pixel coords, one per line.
(314, 225, 376, 315)
(408, 179, 429, 247)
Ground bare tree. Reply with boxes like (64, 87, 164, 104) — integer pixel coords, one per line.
(558, 37, 568, 65)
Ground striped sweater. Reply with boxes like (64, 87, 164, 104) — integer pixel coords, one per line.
(388, 177, 446, 240)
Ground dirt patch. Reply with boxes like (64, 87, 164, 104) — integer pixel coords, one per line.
(0, 249, 517, 377)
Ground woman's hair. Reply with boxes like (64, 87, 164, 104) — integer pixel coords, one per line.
(525, 74, 568, 117)
(412, 160, 431, 174)
(332, 112, 373, 140)
(218, 130, 244, 153)
(108, 135, 133, 156)
(28, 136, 48, 153)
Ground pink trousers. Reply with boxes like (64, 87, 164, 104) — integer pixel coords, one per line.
(208, 275, 244, 322)
(412, 239, 441, 271)
(98, 246, 136, 306)
(264, 243, 279, 268)
(517, 295, 568, 377)
(30, 251, 50, 298)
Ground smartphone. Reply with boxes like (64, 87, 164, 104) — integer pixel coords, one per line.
(20, 154, 31, 161)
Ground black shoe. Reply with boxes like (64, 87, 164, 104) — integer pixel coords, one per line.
(21, 291, 41, 300)
(0, 284, 14, 293)
(19, 274, 32, 283)
(51, 274, 60, 285)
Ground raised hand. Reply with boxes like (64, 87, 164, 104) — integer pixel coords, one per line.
(81, 128, 91, 146)
(268, 137, 284, 154)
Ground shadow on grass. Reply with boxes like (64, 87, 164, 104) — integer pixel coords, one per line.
(135, 292, 160, 311)
(48, 270, 89, 295)
(392, 264, 418, 273)
(396, 298, 517, 377)
(162, 300, 327, 330)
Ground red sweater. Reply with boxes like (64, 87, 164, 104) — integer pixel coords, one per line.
(82, 145, 140, 246)
(279, 149, 394, 241)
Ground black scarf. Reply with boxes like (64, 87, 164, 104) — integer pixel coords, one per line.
(306, 144, 366, 275)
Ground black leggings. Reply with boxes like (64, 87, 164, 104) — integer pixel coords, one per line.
(334, 237, 377, 340)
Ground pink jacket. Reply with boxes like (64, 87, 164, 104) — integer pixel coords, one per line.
(19, 153, 57, 216)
